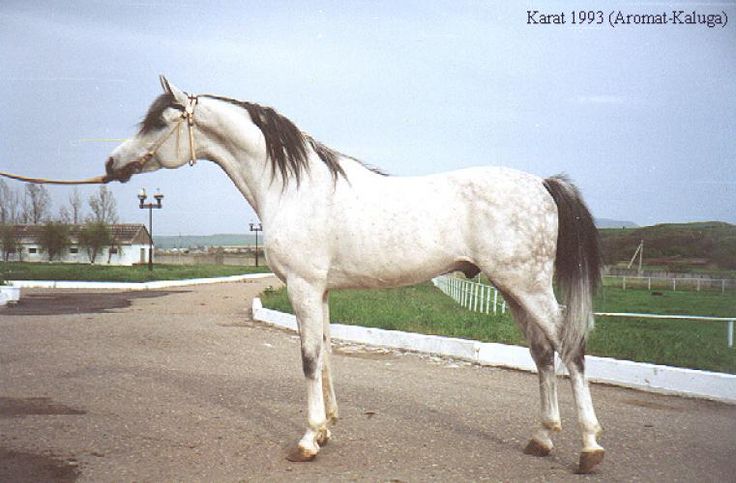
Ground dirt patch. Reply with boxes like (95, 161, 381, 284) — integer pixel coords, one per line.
(0, 397, 86, 418)
(0, 447, 80, 482)
(0, 291, 181, 316)
(622, 398, 684, 412)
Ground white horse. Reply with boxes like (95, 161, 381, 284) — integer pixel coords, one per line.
(106, 76, 604, 473)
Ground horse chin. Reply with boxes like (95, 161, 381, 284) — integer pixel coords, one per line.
(116, 171, 133, 183)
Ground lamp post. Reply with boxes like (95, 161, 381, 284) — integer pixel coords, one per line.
(249, 222, 262, 267)
(138, 188, 163, 271)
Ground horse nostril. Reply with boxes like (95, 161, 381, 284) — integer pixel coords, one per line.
(105, 157, 115, 175)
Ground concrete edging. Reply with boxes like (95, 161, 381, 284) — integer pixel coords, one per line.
(9, 272, 273, 290)
(252, 297, 736, 404)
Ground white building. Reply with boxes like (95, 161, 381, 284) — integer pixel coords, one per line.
(4, 224, 153, 266)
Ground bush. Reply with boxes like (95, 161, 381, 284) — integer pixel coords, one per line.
(38, 222, 71, 261)
(79, 222, 112, 264)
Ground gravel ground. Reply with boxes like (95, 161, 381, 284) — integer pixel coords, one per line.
(1, 278, 734, 482)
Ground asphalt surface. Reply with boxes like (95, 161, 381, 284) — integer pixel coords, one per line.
(1, 278, 734, 482)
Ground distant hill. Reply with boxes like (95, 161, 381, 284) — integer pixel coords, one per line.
(155, 233, 259, 249)
(600, 221, 736, 271)
(595, 218, 638, 229)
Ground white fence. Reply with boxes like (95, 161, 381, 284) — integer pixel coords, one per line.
(432, 275, 506, 314)
(432, 275, 735, 347)
(603, 275, 733, 293)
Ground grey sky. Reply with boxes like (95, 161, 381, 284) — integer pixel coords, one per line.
(1, 0, 734, 235)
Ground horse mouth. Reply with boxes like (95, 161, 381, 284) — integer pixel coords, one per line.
(105, 157, 136, 183)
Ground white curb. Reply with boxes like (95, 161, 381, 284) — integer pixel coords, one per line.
(252, 297, 736, 404)
(9, 272, 274, 290)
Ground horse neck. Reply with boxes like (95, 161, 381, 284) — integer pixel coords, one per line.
(193, 98, 328, 223)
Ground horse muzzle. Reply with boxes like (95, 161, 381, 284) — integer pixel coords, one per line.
(105, 156, 141, 183)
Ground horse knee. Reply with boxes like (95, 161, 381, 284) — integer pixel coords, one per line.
(301, 344, 322, 379)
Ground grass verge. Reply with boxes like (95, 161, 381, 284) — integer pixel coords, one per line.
(261, 282, 736, 374)
(1, 262, 270, 283)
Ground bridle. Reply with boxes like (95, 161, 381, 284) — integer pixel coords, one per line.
(131, 93, 200, 173)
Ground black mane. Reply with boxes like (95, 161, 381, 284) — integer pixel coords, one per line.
(139, 92, 387, 184)
(201, 94, 350, 184)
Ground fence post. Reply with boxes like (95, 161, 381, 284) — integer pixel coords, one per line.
(729, 320, 734, 348)
(622, 276, 626, 290)
(673, 278, 677, 291)
(648, 277, 651, 291)
(493, 288, 498, 314)
(723, 279, 726, 295)
(697, 279, 701, 292)
(473, 282, 479, 312)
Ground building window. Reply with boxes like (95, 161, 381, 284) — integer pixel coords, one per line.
(70, 247, 79, 254)
(28, 247, 37, 254)
(110, 248, 118, 254)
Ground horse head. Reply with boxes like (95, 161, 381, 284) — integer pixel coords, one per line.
(105, 76, 198, 183)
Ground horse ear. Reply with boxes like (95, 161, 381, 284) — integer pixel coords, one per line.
(159, 75, 172, 94)
(158, 75, 188, 105)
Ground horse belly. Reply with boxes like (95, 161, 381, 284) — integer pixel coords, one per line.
(326, 186, 467, 289)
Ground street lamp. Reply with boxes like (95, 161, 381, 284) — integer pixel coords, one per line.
(138, 188, 163, 271)
(249, 221, 262, 267)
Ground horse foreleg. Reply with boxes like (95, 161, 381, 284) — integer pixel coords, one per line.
(321, 292, 338, 427)
(285, 279, 328, 462)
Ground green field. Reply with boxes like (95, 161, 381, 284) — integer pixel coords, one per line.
(600, 221, 736, 271)
(261, 283, 736, 374)
(1, 262, 269, 283)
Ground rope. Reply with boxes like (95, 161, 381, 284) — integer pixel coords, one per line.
(0, 170, 109, 185)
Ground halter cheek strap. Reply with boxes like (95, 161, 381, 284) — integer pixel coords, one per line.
(136, 94, 199, 172)
(185, 95, 198, 166)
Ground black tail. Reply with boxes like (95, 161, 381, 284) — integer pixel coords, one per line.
(543, 175, 602, 363)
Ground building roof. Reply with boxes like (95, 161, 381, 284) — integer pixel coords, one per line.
(8, 224, 152, 245)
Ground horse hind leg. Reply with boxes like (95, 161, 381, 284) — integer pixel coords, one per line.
(508, 287, 604, 473)
(506, 298, 561, 457)
(562, 342, 604, 473)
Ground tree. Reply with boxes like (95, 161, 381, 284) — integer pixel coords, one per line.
(38, 222, 70, 261)
(88, 186, 118, 224)
(68, 187, 83, 224)
(58, 206, 72, 224)
(22, 184, 51, 224)
(78, 221, 112, 264)
(0, 180, 21, 224)
(0, 224, 20, 262)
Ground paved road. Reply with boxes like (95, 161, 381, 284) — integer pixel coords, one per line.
(1, 279, 734, 482)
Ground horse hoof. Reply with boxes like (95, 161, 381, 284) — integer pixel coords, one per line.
(577, 448, 605, 474)
(523, 438, 552, 457)
(316, 428, 331, 447)
(286, 445, 318, 463)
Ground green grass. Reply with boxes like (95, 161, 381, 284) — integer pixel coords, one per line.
(0, 262, 270, 283)
(261, 283, 736, 374)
